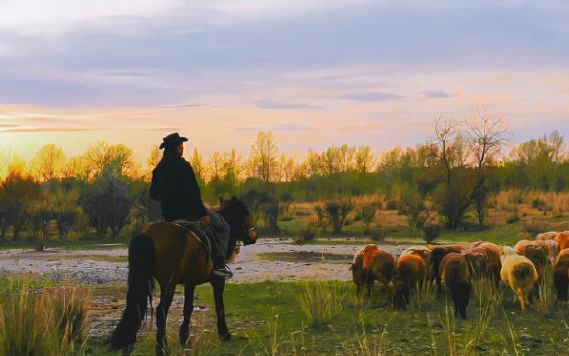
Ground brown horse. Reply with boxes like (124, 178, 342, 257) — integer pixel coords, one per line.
(108, 196, 257, 355)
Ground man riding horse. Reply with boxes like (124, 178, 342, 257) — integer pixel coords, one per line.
(109, 133, 257, 355)
(149, 132, 233, 278)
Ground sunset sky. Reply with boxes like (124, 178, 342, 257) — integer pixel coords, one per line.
(0, 0, 568, 163)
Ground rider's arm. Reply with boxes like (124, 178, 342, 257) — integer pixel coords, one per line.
(183, 162, 208, 218)
(149, 169, 162, 202)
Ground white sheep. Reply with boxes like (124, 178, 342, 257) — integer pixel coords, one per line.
(500, 246, 539, 311)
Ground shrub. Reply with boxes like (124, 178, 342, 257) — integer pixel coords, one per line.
(302, 227, 316, 242)
(370, 229, 386, 242)
(422, 225, 440, 243)
(357, 201, 379, 234)
(386, 200, 398, 210)
(506, 214, 520, 224)
(325, 199, 354, 234)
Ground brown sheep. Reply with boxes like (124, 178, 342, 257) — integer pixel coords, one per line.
(350, 246, 366, 295)
(400, 246, 432, 268)
(470, 242, 502, 284)
(463, 250, 488, 280)
(555, 231, 569, 250)
(440, 253, 472, 319)
(428, 244, 466, 293)
(554, 249, 569, 301)
(358, 244, 395, 298)
(393, 254, 427, 310)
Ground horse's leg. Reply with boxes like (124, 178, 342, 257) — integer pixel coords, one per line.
(179, 283, 196, 348)
(156, 284, 176, 356)
(211, 275, 231, 340)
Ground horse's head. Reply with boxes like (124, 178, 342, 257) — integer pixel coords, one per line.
(218, 196, 257, 245)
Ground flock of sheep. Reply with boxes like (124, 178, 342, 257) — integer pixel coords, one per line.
(350, 231, 569, 318)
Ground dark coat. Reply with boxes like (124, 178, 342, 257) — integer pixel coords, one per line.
(149, 152, 208, 221)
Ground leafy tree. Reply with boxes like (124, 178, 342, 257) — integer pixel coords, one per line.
(80, 168, 133, 237)
(0, 170, 39, 239)
(30, 144, 66, 182)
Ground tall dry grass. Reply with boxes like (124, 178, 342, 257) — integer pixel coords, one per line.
(410, 280, 438, 310)
(0, 280, 90, 356)
(342, 314, 391, 356)
(494, 189, 569, 215)
(299, 281, 347, 326)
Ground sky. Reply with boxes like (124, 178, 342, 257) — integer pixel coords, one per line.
(0, 0, 568, 163)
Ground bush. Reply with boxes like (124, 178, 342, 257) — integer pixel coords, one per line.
(506, 214, 520, 224)
(422, 225, 440, 243)
(325, 199, 354, 234)
(357, 201, 379, 235)
(370, 229, 386, 242)
(386, 200, 398, 210)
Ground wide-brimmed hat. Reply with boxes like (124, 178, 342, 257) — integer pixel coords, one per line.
(159, 132, 188, 149)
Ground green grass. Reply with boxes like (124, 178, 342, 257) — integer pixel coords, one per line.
(0, 237, 127, 251)
(83, 280, 569, 355)
(437, 223, 527, 245)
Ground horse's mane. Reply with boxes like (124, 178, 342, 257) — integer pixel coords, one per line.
(216, 196, 250, 259)
(216, 196, 249, 222)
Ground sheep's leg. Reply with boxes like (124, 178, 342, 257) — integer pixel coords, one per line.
(516, 289, 527, 311)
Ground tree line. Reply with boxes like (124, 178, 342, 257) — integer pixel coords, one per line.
(0, 113, 568, 243)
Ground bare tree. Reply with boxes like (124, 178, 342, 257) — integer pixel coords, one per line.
(250, 131, 278, 182)
(433, 114, 507, 229)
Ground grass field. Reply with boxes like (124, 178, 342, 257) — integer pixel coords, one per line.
(2, 268, 569, 355)
(79, 280, 569, 355)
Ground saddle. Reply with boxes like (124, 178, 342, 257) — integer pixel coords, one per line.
(170, 219, 219, 266)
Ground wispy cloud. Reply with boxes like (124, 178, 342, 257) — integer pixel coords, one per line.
(272, 123, 310, 131)
(339, 92, 403, 102)
(2, 126, 92, 132)
(423, 90, 452, 98)
(255, 99, 317, 110)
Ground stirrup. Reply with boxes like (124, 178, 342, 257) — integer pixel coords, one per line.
(212, 265, 233, 279)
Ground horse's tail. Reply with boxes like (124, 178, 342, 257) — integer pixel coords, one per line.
(109, 233, 155, 351)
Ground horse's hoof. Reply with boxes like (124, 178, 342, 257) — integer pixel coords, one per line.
(221, 332, 232, 341)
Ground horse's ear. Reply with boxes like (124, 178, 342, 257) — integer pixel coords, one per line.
(219, 196, 224, 206)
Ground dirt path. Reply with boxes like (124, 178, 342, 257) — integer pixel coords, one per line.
(0, 239, 407, 284)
